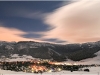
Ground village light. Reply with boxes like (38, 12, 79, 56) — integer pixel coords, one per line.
(48, 69, 52, 72)
(57, 68, 62, 71)
(73, 63, 78, 65)
(37, 62, 40, 64)
(31, 70, 34, 73)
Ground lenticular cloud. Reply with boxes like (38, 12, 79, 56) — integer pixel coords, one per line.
(43, 0, 100, 43)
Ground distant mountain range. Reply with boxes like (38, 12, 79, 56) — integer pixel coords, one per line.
(0, 41, 100, 61)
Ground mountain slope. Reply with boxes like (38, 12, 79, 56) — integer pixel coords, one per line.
(0, 41, 100, 61)
(78, 51, 100, 65)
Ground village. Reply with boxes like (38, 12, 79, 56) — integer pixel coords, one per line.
(0, 56, 100, 74)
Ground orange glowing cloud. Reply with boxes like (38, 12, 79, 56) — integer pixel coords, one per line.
(42, 0, 100, 43)
(0, 26, 32, 42)
(0, 26, 45, 42)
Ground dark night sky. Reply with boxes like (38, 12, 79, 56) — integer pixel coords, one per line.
(0, 1, 61, 31)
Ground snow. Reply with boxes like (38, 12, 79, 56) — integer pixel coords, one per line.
(57, 51, 100, 65)
(0, 67, 100, 75)
(1, 50, 100, 65)
(77, 51, 100, 65)
(48, 48, 61, 56)
(11, 54, 19, 58)
(0, 50, 100, 75)
(0, 54, 36, 62)
(0, 51, 100, 65)
(7, 58, 28, 62)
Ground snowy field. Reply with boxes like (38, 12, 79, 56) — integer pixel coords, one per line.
(1, 51, 100, 65)
(0, 51, 100, 75)
(0, 67, 100, 75)
(57, 51, 100, 65)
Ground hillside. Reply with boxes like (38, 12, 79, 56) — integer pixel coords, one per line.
(0, 41, 100, 61)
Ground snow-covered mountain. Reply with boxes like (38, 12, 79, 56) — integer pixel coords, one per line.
(77, 51, 100, 65)
(0, 41, 100, 62)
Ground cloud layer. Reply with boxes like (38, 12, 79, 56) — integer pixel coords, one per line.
(42, 0, 100, 43)
(1, 0, 100, 44)
(0, 26, 31, 42)
(0, 26, 45, 42)
(0, 26, 61, 44)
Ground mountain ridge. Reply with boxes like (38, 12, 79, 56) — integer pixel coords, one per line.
(0, 41, 100, 61)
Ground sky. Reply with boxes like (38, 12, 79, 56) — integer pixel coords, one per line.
(0, 0, 100, 44)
